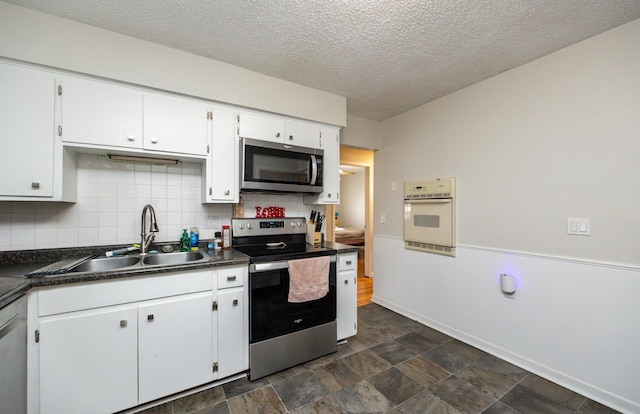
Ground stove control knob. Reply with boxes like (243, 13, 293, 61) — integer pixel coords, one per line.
(290, 222, 295, 228)
(238, 223, 244, 230)
(247, 223, 253, 229)
(297, 222, 302, 227)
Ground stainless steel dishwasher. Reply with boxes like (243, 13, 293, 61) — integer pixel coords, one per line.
(0, 294, 27, 414)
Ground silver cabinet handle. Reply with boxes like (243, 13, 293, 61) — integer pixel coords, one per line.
(346, 260, 352, 265)
(227, 275, 237, 281)
(127, 135, 135, 141)
(147, 314, 154, 322)
(289, 135, 293, 140)
(275, 132, 281, 137)
(233, 299, 239, 306)
(31, 182, 40, 189)
(344, 280, 348, 285)
(224, 190, 230, 195)
(150, 137, 158, 144)
(120, 320, 127, 328)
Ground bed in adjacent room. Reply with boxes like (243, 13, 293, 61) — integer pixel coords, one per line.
(334, 226, 365, 246)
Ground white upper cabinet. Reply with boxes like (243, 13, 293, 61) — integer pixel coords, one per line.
(283, 119, 321, 148)
(203, 107, 238, 203)
(0, 63, 56, 198)
(0, 62, 76, 202)
(59, 76, 143, 150)
(305, 126, 341, 205)
(59, 76, 209, 157)
(237, 112, 322, 149)
(143, 94, 209, 156)
(237, 112, 284, 143)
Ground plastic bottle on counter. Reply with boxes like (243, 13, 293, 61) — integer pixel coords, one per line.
(190, 227, 199, 251)
(179, 229, 190, 252)
(213, 232, 222, 250)
(222, 225, 231, 249)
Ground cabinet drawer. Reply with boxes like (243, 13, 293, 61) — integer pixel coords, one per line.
(37, 270, 213, 316)
(338, 254, 357, 271)
(217, 267, 245, 289)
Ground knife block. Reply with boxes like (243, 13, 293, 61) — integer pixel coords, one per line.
(306, 224, 322, 246)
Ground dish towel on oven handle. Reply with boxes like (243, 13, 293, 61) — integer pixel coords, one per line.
(287, 256, 330, 303)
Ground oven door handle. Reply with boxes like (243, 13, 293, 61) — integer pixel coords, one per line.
(404, 198, 452, 204)
(251, 255, 336, 273)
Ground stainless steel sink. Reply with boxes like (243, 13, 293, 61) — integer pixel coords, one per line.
(69, 256, 140, 273)
(142, 251, 206, 266)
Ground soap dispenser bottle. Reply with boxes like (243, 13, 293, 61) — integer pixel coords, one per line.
(179, 229, 190, 252)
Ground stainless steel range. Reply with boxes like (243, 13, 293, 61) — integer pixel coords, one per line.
(231, 217, 337, 380)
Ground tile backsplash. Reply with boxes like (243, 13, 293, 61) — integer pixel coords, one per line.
(0, 154, 322, 251)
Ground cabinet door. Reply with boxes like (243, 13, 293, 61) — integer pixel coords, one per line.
(238, 112, 284, 143)
(284, 119, 320, 149)
(205, 107, 238, 202)
(138, 292, 214, 403)
(143, 94, 209, 156)
(217, 287, 247, 378)
(0, 63, 55, 197)
(337, 253, 358, 340)
(304, 126, 340, 205)
(60, 76, 143, 149)
(39, 306, 138, 414)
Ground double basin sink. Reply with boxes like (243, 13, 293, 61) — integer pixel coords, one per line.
(68, 251, 210, 274)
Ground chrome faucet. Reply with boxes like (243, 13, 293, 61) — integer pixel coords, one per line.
(140, 204, 159, 254)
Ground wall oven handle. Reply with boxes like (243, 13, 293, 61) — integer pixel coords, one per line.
(251, 255, 336, 273)
(404, 198, 452, 204)
(310, 155, 318, 185)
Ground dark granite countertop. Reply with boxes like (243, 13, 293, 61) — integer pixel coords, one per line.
(0, 242, 357, 309)
(0, 244, 250, 309)
(324, 241, 362, 254)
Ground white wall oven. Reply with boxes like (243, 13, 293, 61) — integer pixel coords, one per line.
(404, 177, 456, 257)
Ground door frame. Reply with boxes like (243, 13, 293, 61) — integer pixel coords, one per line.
(326, 146, 374, 277)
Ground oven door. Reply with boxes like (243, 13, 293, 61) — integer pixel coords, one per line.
(404, 198, 455, 256)
(241, 138, 323, 194)
(249, 257, 336, 344)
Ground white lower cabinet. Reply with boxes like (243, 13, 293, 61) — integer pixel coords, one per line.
(337, 253, 358, 341)
(138, 292, 214, 404)
(30, 266, 249, 414)
(39, 305, 139, 414)
(216, 266, 248, 379)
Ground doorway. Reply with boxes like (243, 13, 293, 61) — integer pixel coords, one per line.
(326, 146, 374, 305)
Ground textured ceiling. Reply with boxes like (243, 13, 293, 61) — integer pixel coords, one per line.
(5, 0, 640, 121)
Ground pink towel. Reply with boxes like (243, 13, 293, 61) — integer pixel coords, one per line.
(288, 256, 330, 303)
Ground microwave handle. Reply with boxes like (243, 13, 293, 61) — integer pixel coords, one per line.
(404, 198, 452, 204)
(310, 155, 318, 185)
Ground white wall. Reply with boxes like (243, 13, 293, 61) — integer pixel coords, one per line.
(341, 115, 382, 149)
(373, 19, 640, 413)
(337, 170, 365, 229)
(0, 155, 320, 251)
(0, 2, 346, 127)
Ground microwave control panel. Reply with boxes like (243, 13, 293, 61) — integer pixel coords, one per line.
(404, 177, 456, 199)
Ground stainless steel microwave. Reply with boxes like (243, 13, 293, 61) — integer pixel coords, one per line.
(240, 138, 324, 194)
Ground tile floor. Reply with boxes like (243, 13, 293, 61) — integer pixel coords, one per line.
(136, 303, 620, 414)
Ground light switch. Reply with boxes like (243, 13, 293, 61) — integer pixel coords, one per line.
(568, 218, 591, 236)
(391, 182, 397, 192)
(380, 213, 387, 224)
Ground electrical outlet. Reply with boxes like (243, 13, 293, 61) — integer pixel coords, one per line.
(205, 216, 219, 229)
(380, 213, 387, 224)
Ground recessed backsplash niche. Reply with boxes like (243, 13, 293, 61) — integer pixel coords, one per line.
(0, 154, 321, 251)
